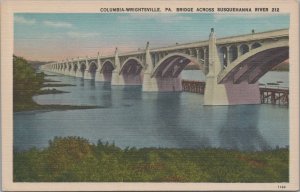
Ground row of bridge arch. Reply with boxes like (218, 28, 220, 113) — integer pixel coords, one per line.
(42, 28, 289, 105)
(47, 41, 263, 84)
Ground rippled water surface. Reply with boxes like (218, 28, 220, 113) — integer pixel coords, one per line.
(14, 71, 289, 151)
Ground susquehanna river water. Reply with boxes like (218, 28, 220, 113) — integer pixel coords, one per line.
(14, 70, 289, 151)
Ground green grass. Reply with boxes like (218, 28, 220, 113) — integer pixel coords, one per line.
(14, 136, 289, 182)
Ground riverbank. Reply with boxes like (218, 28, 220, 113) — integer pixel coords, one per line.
(13, 55, 100, 112)
(43, 83, 76, 87)
(13, 136, 288, 182)
(14, 98, 102, 112)
(14, 85, 101, 112)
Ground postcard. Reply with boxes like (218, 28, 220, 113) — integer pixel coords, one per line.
(1, 0, 299, 191)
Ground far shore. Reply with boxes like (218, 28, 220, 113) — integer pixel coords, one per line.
(14, 86, 102, 112)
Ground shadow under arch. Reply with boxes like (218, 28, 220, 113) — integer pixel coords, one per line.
(88, 61, 98, 80)
(79, 62, 86, 78)
(151, 53, 203, 78)
(218, 42, 289, 84)
(150, 53, 205, 92)
(100, 59, 115, 82)
(119, 57, 144, 85)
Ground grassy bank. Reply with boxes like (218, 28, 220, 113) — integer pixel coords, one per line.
(14, 136, 288, 182)
(13, 55, 99, 112)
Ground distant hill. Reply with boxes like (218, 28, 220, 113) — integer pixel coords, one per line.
(28, 60, 54, 70)
(271, 60, 289, 71)
(184, 64, 201, 70)
(184, 60, 289, 71)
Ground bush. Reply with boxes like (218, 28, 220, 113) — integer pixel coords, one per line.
(13, 136, 289, 182)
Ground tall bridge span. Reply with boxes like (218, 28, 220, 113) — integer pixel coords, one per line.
(41, 28, 289, 105)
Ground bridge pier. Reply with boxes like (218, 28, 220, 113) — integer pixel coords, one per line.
(76, 71, 83, 78)
(111, 71, 125, 85)
(204, 28, 260, 105)
(144, 76, 182, 92)
(83, 70, 92, 79)
(95, 71, 112, 82)
(111, 48, 126, 86)
(70, 70, 76, 77)
(95, 71, 104, 81)
(204, 76, 228, 105)
(143, 73, 158, 91)
(224, 81, 260, 105)
(64, 70, 70, 76)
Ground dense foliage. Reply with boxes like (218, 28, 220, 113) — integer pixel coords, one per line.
(13, 55, 44, 111)
(14, 136, 289, 182)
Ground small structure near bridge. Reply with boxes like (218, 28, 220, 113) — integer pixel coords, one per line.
(182, 80, 289, 106)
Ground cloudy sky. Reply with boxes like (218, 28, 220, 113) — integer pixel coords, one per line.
(14, 13, 289, 61)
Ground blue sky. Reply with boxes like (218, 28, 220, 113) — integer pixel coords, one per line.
(14, 13, 289, 61)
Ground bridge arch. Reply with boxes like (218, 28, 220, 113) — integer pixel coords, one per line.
(119, 57, 144, 85)
(73, 63, 78, 73)
(97, 59, 115, 82)
(88, 61, 98, 79)
(68, 63, 72, 71)
(100, 59, 115, 73)
(151, 52, 202, 78)
(119, 57, 143, 75)
(218, 40, 288, 84)
(79, 62, 86, 74)
(62, 63, 66, 71)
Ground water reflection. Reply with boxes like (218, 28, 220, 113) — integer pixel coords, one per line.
(154, 93, 211, 148)
(99, 82, 112, 107)
(80, 78, 84, 86)
(100, 82, 112, 91)
(218, 105, 270, 151)
(14, 71, 288, 151)
(122, 86, 142, 100)
(90, 80, 95, 88)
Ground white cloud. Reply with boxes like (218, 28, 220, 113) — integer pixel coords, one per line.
(67, 31, 100, 38)
(118, 13, 191, 23)
(43, 21, 73, 28)
(15, 16, 36, 25)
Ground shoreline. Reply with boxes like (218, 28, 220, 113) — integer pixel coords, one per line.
(14, 103, 104, 113)
(35, 88, 70, 95)
(14, 88, 102, 112)
(42, 83, 76, 87)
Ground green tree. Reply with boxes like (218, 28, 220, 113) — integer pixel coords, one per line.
(13, 55, 44, 111)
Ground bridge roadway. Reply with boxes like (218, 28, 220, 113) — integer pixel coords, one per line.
(41, 28, 289, 105)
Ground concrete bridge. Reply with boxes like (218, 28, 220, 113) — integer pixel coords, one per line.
(41, 28, 289, 105)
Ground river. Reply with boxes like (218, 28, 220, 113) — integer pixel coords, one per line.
(13, 70, 289, 151)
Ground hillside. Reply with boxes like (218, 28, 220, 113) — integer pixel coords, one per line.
(28, 60, 54, 70)
(184, 60, 289, 71)
(271, 60, 289, 71)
